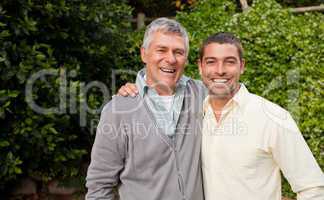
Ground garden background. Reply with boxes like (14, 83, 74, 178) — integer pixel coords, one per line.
(0, 0, 323, 199)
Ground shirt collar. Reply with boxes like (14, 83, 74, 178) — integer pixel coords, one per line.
(203, 83, 250, 115)
(135, 68, 189, 97)
(135, 68, 148, 97)
(232, 84, 250, 107)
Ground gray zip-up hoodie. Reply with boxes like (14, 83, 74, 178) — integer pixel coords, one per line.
(86, 79, 206, 200)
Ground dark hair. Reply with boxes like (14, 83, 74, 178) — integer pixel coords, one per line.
(199, 32, 244, 60)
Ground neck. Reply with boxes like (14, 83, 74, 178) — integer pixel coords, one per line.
(145, 74, 177, 95)
(146, 81, 175, 96)
(208, 84, 241, 121)
(209, 97, 230, 111)
(212, 84, 241, 108)
(155, 86, 175, 96)
(208, 96, 231, 123)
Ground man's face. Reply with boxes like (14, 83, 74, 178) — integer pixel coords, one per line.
(141, 31, 187, 95)
(198, 43, 245, 99)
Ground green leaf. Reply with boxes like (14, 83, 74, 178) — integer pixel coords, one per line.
(0, 140, 10, 147)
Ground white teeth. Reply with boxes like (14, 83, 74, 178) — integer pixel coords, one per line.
(160, 68, 176, 73)
(212, 79, 227, 83)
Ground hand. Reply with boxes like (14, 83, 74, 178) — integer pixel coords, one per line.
(117, 83, 138, 97)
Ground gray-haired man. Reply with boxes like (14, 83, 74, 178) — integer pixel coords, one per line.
(85, 18, 206, 200)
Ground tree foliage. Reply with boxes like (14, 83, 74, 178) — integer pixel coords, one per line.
(0, 0, 132, 191)
(275, 0, 323, 7)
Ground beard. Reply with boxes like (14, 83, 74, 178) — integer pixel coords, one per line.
(207, 82, 236, 100)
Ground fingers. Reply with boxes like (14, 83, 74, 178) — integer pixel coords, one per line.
(124, 85, 136, 97)
(117, 83, 139, 97)
(117, 86, 130, 97)
(125, 83, 139, 96)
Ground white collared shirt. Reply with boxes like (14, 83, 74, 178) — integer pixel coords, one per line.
(202, 84, 324, 200)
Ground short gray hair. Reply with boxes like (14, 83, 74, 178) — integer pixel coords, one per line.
(142, 17, 189, 57)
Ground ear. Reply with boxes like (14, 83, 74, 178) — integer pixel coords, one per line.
(240, 59, 245, 74)
(198, 59, 203, 76)
(140, 47, 147, 63)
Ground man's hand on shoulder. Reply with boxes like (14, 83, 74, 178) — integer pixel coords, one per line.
(117, 83, 138, 97)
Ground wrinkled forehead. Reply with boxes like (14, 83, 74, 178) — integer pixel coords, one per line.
(148, 30, 185, 45)
(148, 32, 186, 52)
(143, 26, 189, 57)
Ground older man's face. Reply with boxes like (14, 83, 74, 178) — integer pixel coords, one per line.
(141, 31, 187, 95)
(199, 43, 245, 99)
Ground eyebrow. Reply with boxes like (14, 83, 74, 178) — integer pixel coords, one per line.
(204, 57, 216, 60)
(224, 56, 238, 60)
(155, 45, 168, 49)
(204, 56, 238, 60)
(155, 45, 185, 50)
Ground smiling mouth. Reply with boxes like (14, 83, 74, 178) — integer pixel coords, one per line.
(160, 67, 176, 74)
(211, 78, 228, 83)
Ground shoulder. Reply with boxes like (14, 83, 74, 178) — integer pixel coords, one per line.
(187, 79, 204, 89)
(248, 93, 298, 131)
(186, 79, 208, 97)
(101, 95, 143, 116)
(96, 95, 144, 129)
(249, 93, 288, 116)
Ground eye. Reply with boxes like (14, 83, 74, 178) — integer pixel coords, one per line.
(205, 59, 215, 65)
(156, 48, 166, 53)
(225, 59, 237, 64)
(175, 50, 185, 56)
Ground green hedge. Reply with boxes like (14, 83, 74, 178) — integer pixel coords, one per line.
(0, 0, 132, 191)
(176, 0, 323, 197)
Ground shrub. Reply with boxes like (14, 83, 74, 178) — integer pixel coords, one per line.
(0, 0, 132, 191)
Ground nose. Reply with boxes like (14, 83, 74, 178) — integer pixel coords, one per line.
(165, 51, 177, 64)
(214, 63, 225, 76)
